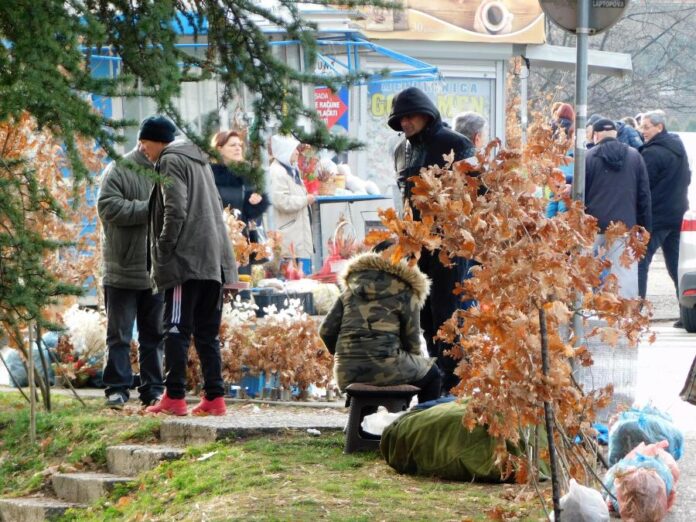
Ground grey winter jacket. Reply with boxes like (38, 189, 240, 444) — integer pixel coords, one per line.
(98, 148, 154, 290)
(149, 140, 238, 292)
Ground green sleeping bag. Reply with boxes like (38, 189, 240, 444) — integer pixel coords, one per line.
(380, 401, 546, 482)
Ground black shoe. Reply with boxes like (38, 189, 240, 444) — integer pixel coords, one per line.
(105, 392, 127, 410)
(141, 395, 163, 407)
(674, 319, 684, 329)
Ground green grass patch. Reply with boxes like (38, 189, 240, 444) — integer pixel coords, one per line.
(1, 392, 548, 520)
(0, 392, 161, 496)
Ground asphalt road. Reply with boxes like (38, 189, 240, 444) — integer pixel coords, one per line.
(635, 322, 695, 521)
(645, 250, 681, 322)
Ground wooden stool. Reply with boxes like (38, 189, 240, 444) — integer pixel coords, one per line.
(343, 383, 420, 454)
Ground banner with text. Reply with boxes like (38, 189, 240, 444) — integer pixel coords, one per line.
(357, 0, 544, 43)
(364, 78, 494, 190)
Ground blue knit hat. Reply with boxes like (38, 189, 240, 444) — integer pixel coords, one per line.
(138, 116, 177, 143)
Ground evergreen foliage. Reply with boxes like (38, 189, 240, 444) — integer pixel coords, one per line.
(0, 1, 384, 337)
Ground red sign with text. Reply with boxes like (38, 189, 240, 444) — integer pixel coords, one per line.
(315, 87, 348, 129)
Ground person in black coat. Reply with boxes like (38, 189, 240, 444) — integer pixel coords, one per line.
(210, 131, 270, 269)
(585, 119, 652, 298)
(637, 111, 692, 318)
(388, 86, 470, 395)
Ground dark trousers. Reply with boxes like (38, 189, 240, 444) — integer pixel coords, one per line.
(103, 286, 164, 403)
(409, 365, 442, 403)
(163, 279, 224, 400)
(638, 227, 681, 299)
(418, 249, 461, 394)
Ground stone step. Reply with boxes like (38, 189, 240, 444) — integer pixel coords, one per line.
(107, 444, 186, 476)
(52, 472, 133, 504)
(160, 409, 347, 444)
(0, 495, 82, 522)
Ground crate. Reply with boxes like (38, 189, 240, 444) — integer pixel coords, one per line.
(252, 291, 315, 317)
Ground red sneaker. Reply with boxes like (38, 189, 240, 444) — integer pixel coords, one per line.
(145, 391, 188, 416)
(191, 396, 227, 416)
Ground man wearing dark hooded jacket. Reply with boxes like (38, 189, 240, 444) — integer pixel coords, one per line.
(585, 119, 652, 298)
(136, 115, 239, 417)
(388, 86, 469, 394)
(637, 111, 692, 324)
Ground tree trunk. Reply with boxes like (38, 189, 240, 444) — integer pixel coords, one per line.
(539, 307, 562, 519)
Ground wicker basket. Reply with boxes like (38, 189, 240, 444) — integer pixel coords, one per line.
(318, 178, 337, 195)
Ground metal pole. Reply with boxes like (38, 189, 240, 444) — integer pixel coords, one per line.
(573, 0, 590, 202)
(520, 59, 528, 145)
(572, 0, 591, 352)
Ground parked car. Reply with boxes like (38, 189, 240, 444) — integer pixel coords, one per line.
(679, 210, 696, 332)
(675, 133, 696, 332)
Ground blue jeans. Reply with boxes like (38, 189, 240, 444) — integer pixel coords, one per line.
(638, 227, 681, 299)
(103, 286, 165, 403)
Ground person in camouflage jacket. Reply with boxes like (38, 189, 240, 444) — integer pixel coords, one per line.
(319, 248, 442, 403)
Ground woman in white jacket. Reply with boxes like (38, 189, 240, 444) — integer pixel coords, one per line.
(269, 134, 315, 274)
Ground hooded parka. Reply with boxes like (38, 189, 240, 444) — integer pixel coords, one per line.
(585, 137, 652, 232)
(148, 140, 238, 292)
(389, 87, 470, 214)
(319, 252, 434, 391)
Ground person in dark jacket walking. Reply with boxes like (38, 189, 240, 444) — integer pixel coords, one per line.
(137, 115, 239, 416)
(389, 86, 469, 394)
(98, 148, 165, 409)
(585, 119, 652, 298)
(638, 111, 692, 325)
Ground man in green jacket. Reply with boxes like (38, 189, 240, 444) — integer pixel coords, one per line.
(98, 147, 164, 409)
(137, 116, 238, 417)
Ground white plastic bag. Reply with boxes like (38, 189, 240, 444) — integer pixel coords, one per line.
(361, 406, 406, 436)
(550, 479, 609, 522)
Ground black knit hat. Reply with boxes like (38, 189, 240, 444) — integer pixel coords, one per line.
(138, 116, 177, 143)
(592, 118, 617, 133)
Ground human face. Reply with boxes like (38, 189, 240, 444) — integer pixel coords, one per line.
(399, 113, 430, 138)
(138, 139, 166, 163)
(290, 147, 300, 166)
(585, 124, 594, 145)
(219, 135, 244, 163)
(474, 128, 488, 149)
(641, 118, 663, 143)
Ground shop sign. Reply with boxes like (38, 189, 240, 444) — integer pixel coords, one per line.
(357, 0, 544, 43)
(364, 78, 494, 190)
(315, 87, 349, 130)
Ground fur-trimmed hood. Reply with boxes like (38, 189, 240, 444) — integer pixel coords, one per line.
(339, 252, 430, 307)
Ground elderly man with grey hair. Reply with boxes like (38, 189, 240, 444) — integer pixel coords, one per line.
(452, 111, 488, 158)
(638, 110, 692, 327)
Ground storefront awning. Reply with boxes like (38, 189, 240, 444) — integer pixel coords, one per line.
(517, 43, 632, 78)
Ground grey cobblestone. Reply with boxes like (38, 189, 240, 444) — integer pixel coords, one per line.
(160, 405, 348, 444)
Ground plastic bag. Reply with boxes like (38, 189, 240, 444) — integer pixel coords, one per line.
(361, 406, 406, 436)
(608, 405, 683, 465)
(617, 468, 669, 521)
(550, 479, 609, 522)
(604, 453, 672, 518)
(625, 441, 679, 510)
(626, 441, 680, 485)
